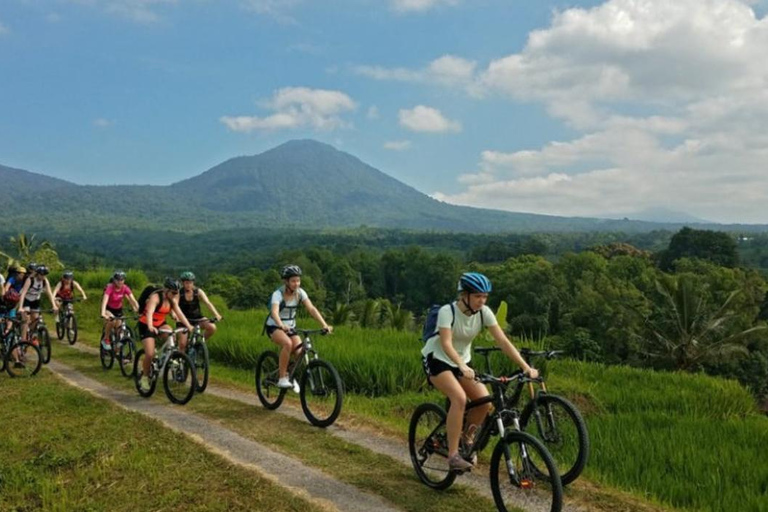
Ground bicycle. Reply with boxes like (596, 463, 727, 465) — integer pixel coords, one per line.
(99, 315, 138, 377)
(1, 315, 42, 378)
(55, 298, 82, 344)
(255, 328, 343, 427)
(462, 347, 590, 486)
(409, 351, 564, 512)
(25, 309, 52, 365)
(184, 318, 218, 393)
(133, 326, 196, 405)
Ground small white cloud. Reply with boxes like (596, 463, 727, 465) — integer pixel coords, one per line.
(399, 105, 461, 133)
(391, 0, 459, 13)
(367, 106, 380, 120)
(105, 0, 178, 24)
(384, 140, 412, 151)
(0, 21, 9, 35)
(355, 54, 476, 87)
(93, 118, 114, 128)
(242, 0, 302, 24)
(221, 86, 357, 133)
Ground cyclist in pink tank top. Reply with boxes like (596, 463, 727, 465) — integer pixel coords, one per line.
(99, 270, 139, 349)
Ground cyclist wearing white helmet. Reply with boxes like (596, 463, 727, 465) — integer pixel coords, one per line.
(17, 264, 58, 342)
(422, 272, 538, 472)
(266, 264, 333, 390)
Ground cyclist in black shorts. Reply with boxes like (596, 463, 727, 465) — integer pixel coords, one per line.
(174, 271, 222, 351)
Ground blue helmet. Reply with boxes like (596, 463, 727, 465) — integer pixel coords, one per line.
(458, 272, 492, 294)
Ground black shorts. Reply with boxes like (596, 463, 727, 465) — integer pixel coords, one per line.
(23, 299, 41, 311)
(138, 321, 169, 340)
(107, 306, 123, 318)
(422, 353, 463, 380)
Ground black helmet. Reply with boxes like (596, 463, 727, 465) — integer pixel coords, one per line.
(36, 265, 50, 276)
(63, 271, 74, 279)
(163, 277, 181, 291)
(281, 265, 302, 279)
(113, 270, 126, 280)
(28, 263, 40, 273)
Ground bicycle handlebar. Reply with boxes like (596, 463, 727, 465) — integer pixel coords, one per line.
(286, 327, 329, 337)
(476, 372, 542, 386)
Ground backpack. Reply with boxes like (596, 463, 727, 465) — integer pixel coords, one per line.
(421, 303, 485, 343)
(262, 287, 305, 335)
(137, 285, 162, 314)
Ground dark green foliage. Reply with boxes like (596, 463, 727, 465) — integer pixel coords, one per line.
(658, 227, 739, 270)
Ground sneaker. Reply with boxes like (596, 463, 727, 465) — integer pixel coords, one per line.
(139, 375, 151, 390)
(13, 361, 25, 369)
(277, 377, 293, 389)
(448, 453, 474, 473)
(102, 339, 111, 350)
(291, 379, 301, 394)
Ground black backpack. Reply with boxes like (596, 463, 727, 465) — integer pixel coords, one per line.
(262, 287, 304, 335)
(137, 285, 162, 314)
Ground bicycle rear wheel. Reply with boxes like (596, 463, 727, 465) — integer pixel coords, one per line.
(5, 342, 42, 378)
(37, 327, 51, 364)
(66, 315, 78, 344)
(408, 402, 456, 490)
(133, 349, 157, 397)
(490, 431, 563, 512)
(163, 351, 196, 405)
(520, 393, 589, 486)
(190, 341, 209, 393)
(255, 351, 286, 410)
(299, 359, 343, 427)
(119, 338, 135, 378)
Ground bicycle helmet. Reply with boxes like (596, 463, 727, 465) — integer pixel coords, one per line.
(36, 265, 50, 276)
(281, 265, 302, 279)
(113, 270, 126, 280)
(63, 271, 74, 279)
(457, 272, 492, 294)
(163, 277, 181, 291)
(27, 263, 39, 273)
(179, 271, 196, 282)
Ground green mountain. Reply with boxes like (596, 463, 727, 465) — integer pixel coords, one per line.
(1, 140, 766, 233)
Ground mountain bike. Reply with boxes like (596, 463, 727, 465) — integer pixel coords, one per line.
(133, 326, 196, 405)
(184, 318, 218, 393)
(462, 347, 590, 486)
(1, 315, 42, 378)
(409, 357, 563, 512)
(26, 309, 52, 365)
(56, 298, 82, 344)
(255, 328, 343, 427)
(100, 315, 138, 377)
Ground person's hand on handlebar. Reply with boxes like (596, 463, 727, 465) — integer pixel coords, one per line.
(525, 367, 540, 379)
(459, 364, 475, 381)
(322, 325, 333, 334)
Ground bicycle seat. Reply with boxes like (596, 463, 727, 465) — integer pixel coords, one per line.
(475, 346, 501, 355)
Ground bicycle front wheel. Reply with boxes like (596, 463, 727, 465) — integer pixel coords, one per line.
(6, 342, 42, 378)
(520, 393, 589, 486)
(133, 349, 156, 398)
(299, 359, 343, 427)
(490, 431, 563, 512)
(119, 338, 135, 378)
(408, 402, 456, 490)
(255, 351, 286, 410)
(162, 351, 196, 405)
(56, 314, 65, 339)
(190, 341, 210, 393)
(66, 315, 78, 344)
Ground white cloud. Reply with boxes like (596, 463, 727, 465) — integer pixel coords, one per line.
(399, 105, 462, 133)
(391, 0, 459, 13)
(367, 106, 380, 120)
(106, 0, 177, 24)
(242, 0, 302, 23)
(221, 86, 357, 133)
(355, 54, 476, 87)
(93, 118, 114, 128)
(433, 0, 768, 223)
(384, 140, 412, 151)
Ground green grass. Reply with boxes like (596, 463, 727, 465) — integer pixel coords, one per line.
(0, 371, 323, 512)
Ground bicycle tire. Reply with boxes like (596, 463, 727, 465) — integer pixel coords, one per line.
(56, 313, 65, 340)
(190, 341, 209, 393)
(255, 351, 287, 410)
(299, 359, 344, 427)
(119, 338, 135, 378)
(520, 393, 589, 486)
(490, 431, 563, 512)
(5, 341, 42, 378)
(408, 402, 457, 490)
(133, 349, 157, 397)
(162, 351, 196, 405)
(100, 340, 114, 370)
(66, 315, 78, 344)
(38, 327, 51, 364)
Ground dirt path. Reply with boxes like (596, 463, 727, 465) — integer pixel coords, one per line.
(46, 359, 402, 512)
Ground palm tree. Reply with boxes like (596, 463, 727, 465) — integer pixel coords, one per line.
(5, 233, 64, 270)
(639, 275, 766, 371)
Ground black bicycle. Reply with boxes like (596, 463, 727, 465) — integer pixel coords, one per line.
(184, 318, 218, 393)
(409, 354, 563, 512)
(56, 298, 82, 344)
(100, 315, 138, 377)
(26, 309, 52, 365)
(133, 326, 196, 405)
(255, 328, 343, 427)
(1, 316, 42, 378)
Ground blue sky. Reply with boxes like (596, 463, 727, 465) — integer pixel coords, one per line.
(2, 0, 767, 223)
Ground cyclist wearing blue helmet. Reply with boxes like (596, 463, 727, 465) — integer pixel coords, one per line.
(421, 272, 538, 472)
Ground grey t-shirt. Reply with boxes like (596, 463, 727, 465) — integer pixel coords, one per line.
(421, 302, 498, 367)
(265, 286, 309, 329)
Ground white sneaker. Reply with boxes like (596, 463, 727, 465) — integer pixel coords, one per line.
(291, 379, 301, 394)
(277, 377, 293, 389)
(140, 376, 151, 390)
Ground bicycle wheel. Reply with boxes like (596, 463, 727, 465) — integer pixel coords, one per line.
(133, 349, 156, 398)
(119, 338, 136, 378)
(190, 341, 210, 393)
(38, 327, 51, 364)
(299, 359, 343, 427)
(520, 394, 589, 486)
(162, 351, 196, 405)
(5, 342, 42, 378)
(66, 315, 78, 344)
(56, 313, 65, 340)
(255, 351, 286, 410)
(490, 431, 563, 512)
(408, 402, 457, 490)
(99, 338, 114, 370)
(0, 344, 6, 373)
